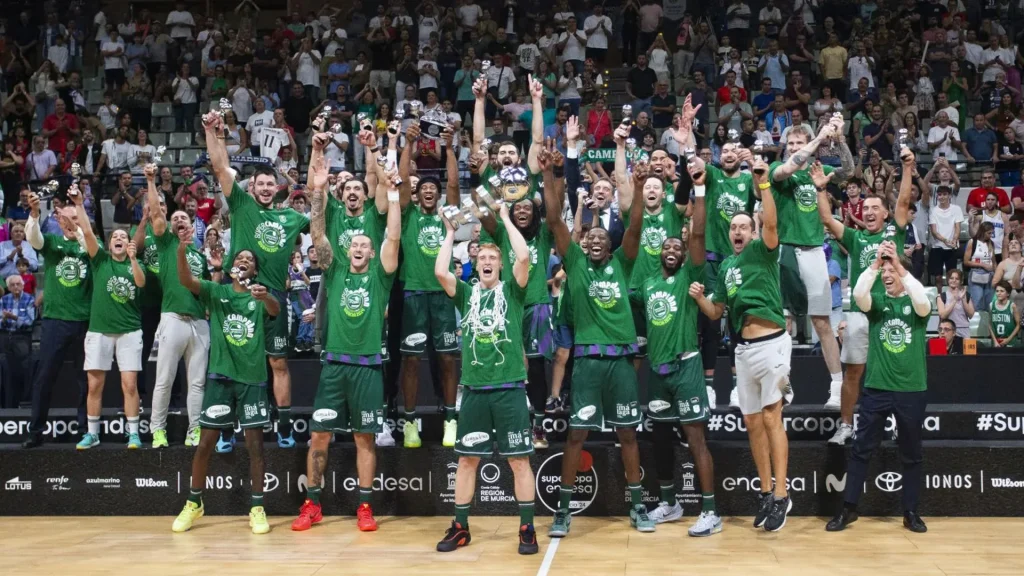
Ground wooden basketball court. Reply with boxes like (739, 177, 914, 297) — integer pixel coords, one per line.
(3, 516, 1022, 575)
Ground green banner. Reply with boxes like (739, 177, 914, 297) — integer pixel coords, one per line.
(581, 148, 650, 163)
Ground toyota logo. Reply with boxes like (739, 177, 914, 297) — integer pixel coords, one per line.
(264, 473, 280, 492)
(875, 472, 903, 493)
(480, 463, 501, 484)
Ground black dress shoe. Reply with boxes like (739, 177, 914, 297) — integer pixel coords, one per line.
(825, 508, 859, 532)
(904, 511, 927, 533)
(21, 435, 43, 449)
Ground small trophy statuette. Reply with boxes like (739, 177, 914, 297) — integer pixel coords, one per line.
(898, 128, 909, 150)
(70, 162, 82, 179)
(727, 128, 740, 143)
(153, 146, 167, 164)
(216, 98, 232, 139)
(621, 104, 633, 126)
(409, 100, 423, 119)
(481, 60, 492, 72)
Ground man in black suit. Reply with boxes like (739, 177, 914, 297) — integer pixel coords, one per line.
(74, 128, 104, 179)
(565, 144, 626, 250)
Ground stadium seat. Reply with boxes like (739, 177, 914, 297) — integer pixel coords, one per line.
(148, 133, 167, 146)
(84, 77, 103, 91)
(168, 132, 192, 148)
(158, 117, 177, 132)
(177, 149, 201, 167)
(151, 103, 172, 118)
(157, 149, 177, 166)
(87, 90, 104, 104)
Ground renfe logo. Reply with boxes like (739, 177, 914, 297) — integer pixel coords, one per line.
(535, 450, 599, 514)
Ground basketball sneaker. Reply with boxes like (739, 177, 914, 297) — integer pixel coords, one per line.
(376, 421, 396, 447)
(436, 521, 471, 552)
(729, 387, 740, 409)
(250, 506, 271, 534)
(544, 395, 562, 414)
(216, 433, 235, 453)
(76, 433, 100, 450)
(688, 511, 723, 537)
(403, 420, 422, 448)
(706, 386, 717, 410)
(442, 419, 457, 447)
(171, 501, 204, 532)
(647, 501, 683, 523)
(629, 505, 656, 532)
(291, 500, 323, 531)
(548, 510, 572, 537)
(518, 524, 539, 555)
(533, 426, 548, 449)
(828, 423, 855, 445)
(824, 381, 842, 410)
(152, 429, 169, 449)
(184, 427, 200, 447)
(127, 432, 142, 449)
(764, 495, 792, 532)
(753, 492, 773, 528)
(356, 502, 378, 531)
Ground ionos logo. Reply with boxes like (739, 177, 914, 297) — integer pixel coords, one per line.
(313, 409, 338, 422)
(925, 474, 972, 490)
(340, 474, 425, 492)
(722, 476, 807, 492)
(254, 221, 287, 252)
(536, 451, 599, 514)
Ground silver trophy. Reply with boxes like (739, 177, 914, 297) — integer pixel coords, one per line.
(462, 196, 486, 217)
(475, 185, 500, 212)
(376, 154, 388, 167)
(153, 145, 167, 164)
(313, 105, 332, 133)
(752, 140, 767, 175)
(230, 266, 253, 289)
(579, 186, 594, 209)
(388, 119, 401, 135)
(682, 147, 696, 161)
(621, 104, 633, 126)
(331, 123, 342, 134)
(625, 138, 637, 151)
(394, 107, 406, 121)
(409, 100, 423, 119)
(216, 98, 232, 139)
(488, 175, 502, 189)
(420, 107, 452, 140)
(481, 60, 492, 72)
(442, 205, 469, 229)
(827, 111, 843, 154)
(357, 112, 372, 131)
(37, 179, 61, 200)
(897, 128, 910, 150)
(727, 128, 740, 143)
(70, 162, 82, 180)
(480, 137, 493, 151)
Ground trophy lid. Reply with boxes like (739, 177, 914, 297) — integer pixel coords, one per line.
(481, 60, 492, 71)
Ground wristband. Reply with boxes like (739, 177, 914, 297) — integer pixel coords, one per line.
(212, 266, 223, 272)
(693, 184, 706, 198)
(369, 146, 380, 153)
(567, 146, 579, 159)
(387, 190, 400, 202)
(758, 182, 772, 190)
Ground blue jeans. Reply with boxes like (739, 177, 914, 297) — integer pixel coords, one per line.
(29, 319, 89, 437)
(969, 281, 993, 311)
(174, 102, 198, 132)
(999, 170, 1020, 187)
(291, 300, 314, 344)
(559, 97, 582, 118)
(630, 97, 652, 119)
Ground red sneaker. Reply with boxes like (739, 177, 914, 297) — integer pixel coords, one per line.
(356, 502, 378, 532)
(291, 500, 323, 531)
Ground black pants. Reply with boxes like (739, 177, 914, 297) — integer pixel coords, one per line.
(622, 28, 638, 66)
(512, 130, 530, 157)
(0, 332, 32, 408)
(29, 319, 89, 437)
(843, 387, 927, 513)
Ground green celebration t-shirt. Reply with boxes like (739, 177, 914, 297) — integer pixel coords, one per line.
(634, 259, 705, 367)
(154, 229, 208, 317)
(129, 224, 163, 309)
(226, 182, 309, 291)
(711, 239, 786, 334)
(553, 277, 573, 328)
(40, 233, 92, 321)
(480, 220, 553, 306)
(864, 290, 928, 392)
(623, 205, 684, 291)
(769, 162, 833, 247)
(990, 299, 1017, 344)
(199, 280, 269, 385)
(322, 257, 395, 358)
(704, 165, 756, 256)
(563, 243, 637, 346)
(400, 204, 446, 291)
(453, 278, 528, 387)
(325, 196, 387, 258)
(88, 248, 143, 334)
(841, 221, 907, 313)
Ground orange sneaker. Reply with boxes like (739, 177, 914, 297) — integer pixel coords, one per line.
(291, 500, 323, 531)
(356, 502, 378, 532)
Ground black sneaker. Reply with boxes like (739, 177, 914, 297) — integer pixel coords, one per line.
(544, 396, 562, 414)
(753, 492, 773, 528)
(518, 523, 539, 555)
(764, 495, 793, 532)
(436, 520, 471, 552)
(825, 507, 859, 532)
(903, 511, 927, 533)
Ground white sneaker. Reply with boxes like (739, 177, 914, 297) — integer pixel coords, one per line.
(376, 421, 396, 447)
(824, 381, 842, 410)
(647, 501, 683, 523)
(728, 387, 740, 409)
(688, 510, 723, 537)
(828, 423, 855, 445)
(706, 386, 717, 410)
(442, 419, 458, 447)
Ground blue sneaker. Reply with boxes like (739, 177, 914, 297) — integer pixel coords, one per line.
(76, 433, 100, 450)
(215, 433, 236, 453)
(277, 432, 296, 448)
(126, 433, 142, 449)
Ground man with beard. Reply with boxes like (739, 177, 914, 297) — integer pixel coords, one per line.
(544, 154, 649, 536)
(433, 195, 538, 555)
(171, 246, 279, 535)
(141, 163, 212, 448)
(770, 116, 854, 409)
(204, 111, 309, 447)
(629, 151, 720, 535)
(689, 155, 794, 532)
(816, 151, 914, 445)
(473, 72, 550, 447)
(290, 135, 400, 532)
(396, 116, 463, 447)
(22, 195, 92, 449)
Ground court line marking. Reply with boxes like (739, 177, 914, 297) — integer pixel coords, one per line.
(536, 537, 560, 576)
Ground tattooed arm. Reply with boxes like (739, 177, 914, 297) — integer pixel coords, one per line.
(308, 151, 334, 271)
(832, 140, 855, 182)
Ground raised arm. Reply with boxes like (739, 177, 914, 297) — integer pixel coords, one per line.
(687, 163, 706, 266)
(772, 119, 836, 182)
(527, 75, 545, 174)
(853, 261, 878, 312)
(498, 202, 530, 288)
(381, 176, 401, 275)
(812, 162, 844, 239)
(756, 158, 778, 250)
(398, 123, 421, 208)
(543, 157, 570, 257)
(127, 241, 146, 288)
(70, 187, 99, 258)
(435, 215, 458, 297)
(443, 129, 459, 207)
(144, 164, 166, 236)
(613, 122, 633, 209)
(308, 143, 335, 272)
(471, 75, 487, 155)
(202, 112, 237, 196)
(894, 149, 915, 228)
(620, 166, 646, 261)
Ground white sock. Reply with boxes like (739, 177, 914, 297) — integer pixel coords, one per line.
(127, 417, 140, 434)
(830, 372, 843, 386)
(87, 416, 100, 436)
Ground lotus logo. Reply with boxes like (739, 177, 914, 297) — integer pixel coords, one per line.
(461, 432, 490, 447)
(875, 472, 903, 493)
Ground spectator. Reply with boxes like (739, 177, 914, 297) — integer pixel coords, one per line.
(996, 128, 1024, 186)
(557, 17, 587, 76)
(752, 78, 776, 119)
(650, 81, 675, 132)
(687, 20, 717, 84)
(718, 87, 753, 133)
(927, 111, 966, 161)
(74, 128, 103, 179)
(123, 63, 153, 132)
(937, 319, 964, 355)
(621, 0, 640, 65)
(171, 63, 199, 132)
(0, 222, 38, 278)
(41, 99, 80, 156)
(292, 37, 323, 102)
(964, 114, 999, 164)
(929, 186, 965, 291)
(555, 62, 582, 118)
(719, 49, 746, 90)
(111, 171, 143, 232)
(967, 171, 1012, 214)
(758, 40, 788, 91)
(716, 70, 747, 107)
(759, 0, 783, 37)
(24, 136, 59, 183)
(97, 125, 134, 181)
(937, 269, 975, 338)
(905, 203, 926, 279)
(765, 94, 792, 144)
(861, 105, 895, 163)
(585, 95, 613, 148)
(963, 222, 996, 306)
(819, 33, 848, 100)
(583, 4, 612, 64)
(725, 0, 752, 50)
(647, 34, 672, 86)
(101, 28, 127, 95)
(31, 62, 60, 132)
(846, 41, 875, 92)
(637, 0, 663, 54)
(935, 93, 960, 130)
(0, 274, 34, 408)
(989, 281, 1021, 347)
(166, 1, 196, 41)
(418, 47, 442, 103)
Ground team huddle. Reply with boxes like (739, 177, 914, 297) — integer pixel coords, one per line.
(28, 70, 932, 547)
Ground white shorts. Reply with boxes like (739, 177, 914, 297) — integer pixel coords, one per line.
(84, 329, 144, 372)
(782, 245, 833, 316)
(839, 311, 869, 365)
(735, 331, 794, 416)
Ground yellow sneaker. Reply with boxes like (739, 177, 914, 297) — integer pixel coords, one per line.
(172, 501, 204, 532)
(442, 419, 457, 448)
(249, 506, 271, 534)
(403, 420, 422, 448)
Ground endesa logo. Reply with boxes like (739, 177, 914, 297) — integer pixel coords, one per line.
(535, 450, 599, 514)
(340, 473, 425, 492)
(722, 475, 808, 493)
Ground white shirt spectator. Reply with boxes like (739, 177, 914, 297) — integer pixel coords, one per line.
(458, 3, 483, 27)
(558, 30, 587, 62)
(196, 28, 216, 48)
(758, 52, 789, 90)
(98, 104, 119, 131)
(48, 44, 70, 73)
(323, 28, 348, 57)
(25, 149, 58, 181)
(419, 16, 440, 49)
(726, 2, 752, 31)
(928, 203, 964, 249)
(847, 55, 875, 89)
(101, 139, 133, 171)
(260, 127, 288, 159)
(553, 12, 576, 30)
(759, 6, 783, 33)
(485, 65, 517, 100)
(939, 106, 959, 128)
(583, 15, 612, 50)
(166, 9, 196, 40)
(118, 22, 136, 38)
(102, 39, 125, 70)
(130, 144, 156, 174)
(927, 125, 961, 161)
(516, 43, 541, 72)
(296, 51, 322, 87)
(418, 59, 440, 90)
(557, 75, 582, 100)
(794, 0, 818, 26)
(94, 12, 109, 43)
(230, 88, 254, 123)
(981, 47, 1004, 83)
(638, 4, 663, 33)
(172, 76, 199, 104)
(963, 42, 984, 66)
(323, 132, 350, 170)
(246, 110, 275, 148)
